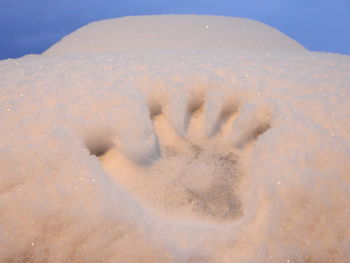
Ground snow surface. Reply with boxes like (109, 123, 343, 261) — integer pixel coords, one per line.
(1, 15, 350, 263)
(44, 15, 306, 55)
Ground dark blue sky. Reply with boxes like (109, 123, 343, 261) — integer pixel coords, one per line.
(1, 0, 349, 59)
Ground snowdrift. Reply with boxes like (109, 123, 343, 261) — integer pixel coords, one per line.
(0, 15, 350, 263)
(44, 15, 305, 54)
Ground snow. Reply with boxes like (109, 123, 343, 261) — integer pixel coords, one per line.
(44, 15, 306, 54)
(1, 15, 350, 263)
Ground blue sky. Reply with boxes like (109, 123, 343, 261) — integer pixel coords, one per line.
(1, 0, 349, 59)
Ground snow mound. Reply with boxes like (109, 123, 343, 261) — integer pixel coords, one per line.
(44, 15, 306, 55)
(1, 15, 350, 263)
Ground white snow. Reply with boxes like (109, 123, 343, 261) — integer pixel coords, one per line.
(44, 15, 306, 55)
(1, 15, 350, 263)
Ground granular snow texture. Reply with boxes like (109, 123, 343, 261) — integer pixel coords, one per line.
(0, 15, 349, 263)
